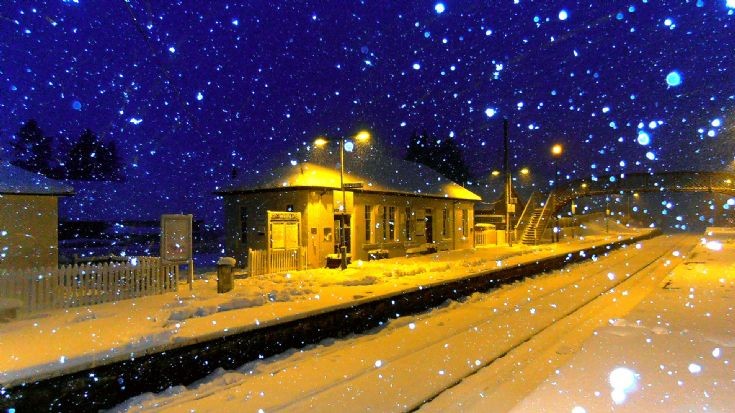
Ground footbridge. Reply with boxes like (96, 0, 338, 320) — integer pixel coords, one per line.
(515, 171, 735, 244)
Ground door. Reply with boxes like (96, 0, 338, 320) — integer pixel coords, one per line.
(334, 215, 352, 254)
(425, 209, 433, 243)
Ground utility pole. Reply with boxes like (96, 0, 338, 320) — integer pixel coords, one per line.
(504, 119, 513, 246)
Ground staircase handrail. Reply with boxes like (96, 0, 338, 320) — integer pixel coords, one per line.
(535, 191, 556, 243)
(514, 191, 541, 241)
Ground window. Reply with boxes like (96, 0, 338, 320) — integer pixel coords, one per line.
(365, 205, 372, 242)
(388, 206, 396, 240)
(461, 209, 469, 238)
(381, 207, 388, 241)
(239, 206, 247, 243)
(442, 208, 449, 238)
(405, 207, 413, 240)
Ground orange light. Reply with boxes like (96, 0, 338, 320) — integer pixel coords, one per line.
(551, 144, 563, 156)
(314, 137, 328, 147)
(354, 130, 371, 142)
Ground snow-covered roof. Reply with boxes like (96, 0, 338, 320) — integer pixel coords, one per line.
(219, 149, 482, 201)
(0, 162, 74, 196)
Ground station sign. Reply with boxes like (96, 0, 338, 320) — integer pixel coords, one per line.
(161, 214, 192, 263)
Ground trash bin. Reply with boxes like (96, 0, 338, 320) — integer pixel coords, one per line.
(217, 257, 237, 293)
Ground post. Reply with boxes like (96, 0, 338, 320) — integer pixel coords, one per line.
(340, 137, 348, 270)
(571, 201, 576, 239)
(188, 259, 194, 291)
(504, 119, 512, 246)
(553, 163, 559, 243)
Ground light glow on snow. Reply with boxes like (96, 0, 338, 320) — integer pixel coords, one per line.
(688, 363, 702, 374)
(609, 367, 638, 404)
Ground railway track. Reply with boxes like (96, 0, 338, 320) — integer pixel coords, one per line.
(115, 234, 695, 412)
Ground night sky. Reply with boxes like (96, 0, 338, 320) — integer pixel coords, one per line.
(2, 1, 734, 225)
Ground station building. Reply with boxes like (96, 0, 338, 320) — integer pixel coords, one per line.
(217, 152, 481, 268)
(0, 163, 74, 270)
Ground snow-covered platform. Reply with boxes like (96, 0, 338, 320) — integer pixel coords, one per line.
(508, 228, 735, 412)
(0, 224, 656, 410)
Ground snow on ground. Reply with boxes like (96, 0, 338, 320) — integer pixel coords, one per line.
(110, 232, 681, 413)
(0, 219, 644, 388)
(510, 228, 735, 412)
(109, 230, 734, 413)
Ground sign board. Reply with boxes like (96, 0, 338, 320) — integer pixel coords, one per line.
(268, 211, 301, 251)
(343, 182, 363, 189)
(161, 214, 192, 263)
(507, 203, 516, 213)
(269, 211, 300, 221)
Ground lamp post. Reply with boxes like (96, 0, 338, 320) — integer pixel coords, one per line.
(491, 166, 530, 243)
(315, 130, 370, 270)
(551, 143, 563, 242)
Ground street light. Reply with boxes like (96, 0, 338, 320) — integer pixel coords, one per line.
(550, 143, 563, 242)
(314, 130, 371, 270)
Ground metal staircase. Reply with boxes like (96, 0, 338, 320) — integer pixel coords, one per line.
(515, 170, 735, 245)
(520, 208, 545, 244)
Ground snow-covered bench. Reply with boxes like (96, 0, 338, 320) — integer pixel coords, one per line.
(405, 243, 438, 257)
(367, 249, 389, 260)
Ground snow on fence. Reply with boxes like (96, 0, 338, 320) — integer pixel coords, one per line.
(248, 247, 307, 276)
(0, 257, 178, 314)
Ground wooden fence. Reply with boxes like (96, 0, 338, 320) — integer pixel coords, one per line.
(0, 257, 178, 314)
(475, 229, 499, 246)
(248, 247, 307, 276)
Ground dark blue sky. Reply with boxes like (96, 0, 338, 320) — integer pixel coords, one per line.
(1, 1, 734, 223)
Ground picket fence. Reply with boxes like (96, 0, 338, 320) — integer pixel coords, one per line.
(0, 257, 178, 314)
(248, 247, 307, 276)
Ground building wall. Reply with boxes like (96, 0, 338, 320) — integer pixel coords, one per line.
(0, 194, 59, 271)
(350, 193, 475, 261)
(224, 189, 476, 268)
(224, 190, 312, 267)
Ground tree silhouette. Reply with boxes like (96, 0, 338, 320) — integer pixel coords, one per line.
(10, 119, 54, 175)
(405, 130, 473, 185)
(65, 129, 122, 181)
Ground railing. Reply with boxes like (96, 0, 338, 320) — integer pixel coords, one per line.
(248, 247, 307, 276)
(0, 257, 178, 314)
(514, 191, 542, 241)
